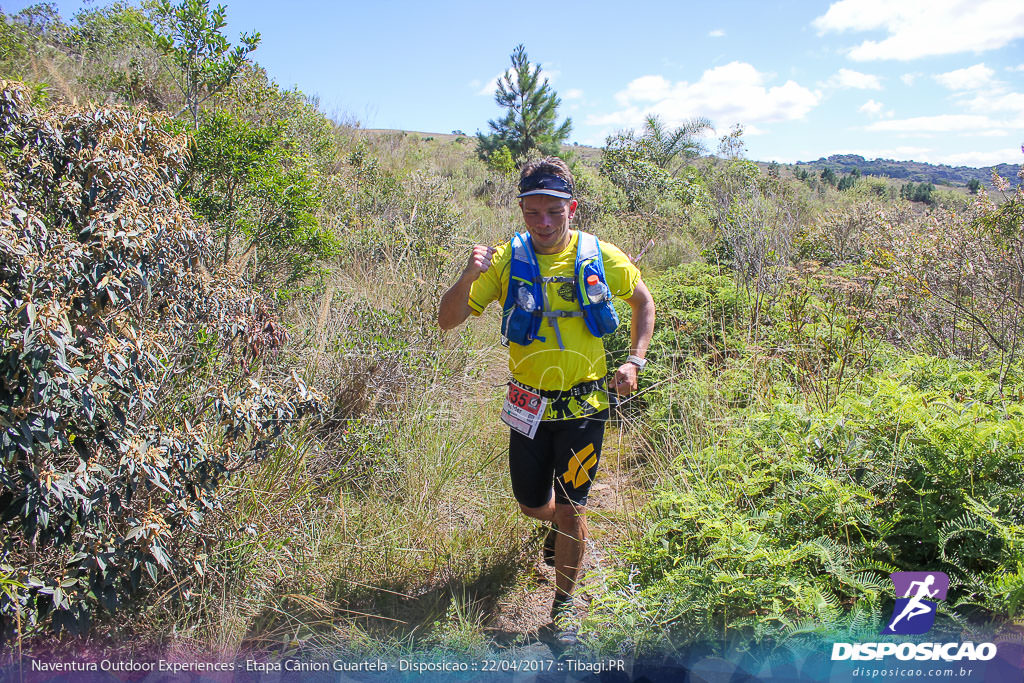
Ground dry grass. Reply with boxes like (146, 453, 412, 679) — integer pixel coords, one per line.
(139, 131, 547, 653)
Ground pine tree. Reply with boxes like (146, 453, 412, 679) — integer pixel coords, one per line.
(476, 44, 572, 161)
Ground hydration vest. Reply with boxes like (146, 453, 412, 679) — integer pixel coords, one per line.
(500, 231, 620, 349)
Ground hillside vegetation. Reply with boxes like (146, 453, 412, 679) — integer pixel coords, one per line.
(1, 1, 1022, 666)
(793, 154, 1020, 191)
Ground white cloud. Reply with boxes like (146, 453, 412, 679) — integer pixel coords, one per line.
(934, 70, 1024, 121)
(920, 63, 1024, 127)
(865, 114, 1003, 133)
(938, 147, 1024, 166)
(474, 65, 561, 96)
(1009, 64, 1024, 72)
(900, 72, 921, 86)
(934, 63, 995, 90)
(858, 99, 885, 116)
(475, 72, 503, 96)
(824, 68, 882, 89)
(813, 0, 1024, 61)
(589, 61, 820, 133)
(840, 146, 935, 161)
(564, 89, 584, 100)
(613, 75, 671, 106)
(962, 89, 1024, 116)
(709, 29, 725, 38)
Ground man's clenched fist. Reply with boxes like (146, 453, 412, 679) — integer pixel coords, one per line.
(464, 244, 496, 278)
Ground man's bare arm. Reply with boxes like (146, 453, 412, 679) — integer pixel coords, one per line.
(438, 245, 496, 330)
(610, 278, 655, 396)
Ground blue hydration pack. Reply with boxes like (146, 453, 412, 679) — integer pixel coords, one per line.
(500, 231, 620, 349)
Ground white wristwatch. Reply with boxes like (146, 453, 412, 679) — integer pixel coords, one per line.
(625, 354, 647, 372)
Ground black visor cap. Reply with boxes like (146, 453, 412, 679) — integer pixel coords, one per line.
(517, 172, 573, 199)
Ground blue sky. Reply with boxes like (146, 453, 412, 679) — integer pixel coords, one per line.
(11, 0, 1024, 167)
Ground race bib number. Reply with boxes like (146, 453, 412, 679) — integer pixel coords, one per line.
(501, 382, 547, 439)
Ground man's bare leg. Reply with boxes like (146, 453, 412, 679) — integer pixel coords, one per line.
(519, 498, 555, 523)
(520, 494, 587, 645)
(519, 498, 587, 598)
(552, 503, 586, 598)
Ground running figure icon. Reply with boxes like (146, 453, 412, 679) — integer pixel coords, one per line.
(887, 575, 938, 631)
(882, 571, 949, 635)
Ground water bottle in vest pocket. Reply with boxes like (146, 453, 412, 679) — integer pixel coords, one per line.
(579, 258, 619, 337)
(502, 278, 541, 345)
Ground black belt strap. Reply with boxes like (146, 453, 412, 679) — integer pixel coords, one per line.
(512, 379, 607, 399)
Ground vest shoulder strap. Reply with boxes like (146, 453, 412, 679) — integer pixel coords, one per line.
(511, 232, 533, 264)
(576, 231, 601, 263)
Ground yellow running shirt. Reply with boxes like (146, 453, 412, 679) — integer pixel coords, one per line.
(468, 231, 640, 420)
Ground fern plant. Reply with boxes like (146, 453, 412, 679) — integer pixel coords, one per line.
(582, 350, 1024, 655)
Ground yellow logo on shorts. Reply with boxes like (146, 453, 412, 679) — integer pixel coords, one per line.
(563, 443, 597, 488)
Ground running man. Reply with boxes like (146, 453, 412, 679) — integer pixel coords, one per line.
(438, 156, 655, 645)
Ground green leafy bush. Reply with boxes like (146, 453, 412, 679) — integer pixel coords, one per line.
(769, 264, 895, 412)
(0, 82, 319, 637)
(151, 0, 260, 126)
(704, 161, 805, 330)
(799, 199, 878, 264)
(184, 108, 340, 286)
(483, 144, 515, 176)
(608, 263, 742, 371)
(600, 133, 706, 215)
(584, 353, 1024, 654)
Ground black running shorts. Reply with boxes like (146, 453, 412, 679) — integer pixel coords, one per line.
(508, 410, 608, 508)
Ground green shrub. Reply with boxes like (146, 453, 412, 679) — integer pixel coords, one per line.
(184, 109, 340, 287)
(483, 144, 515, 177)
(865, 175, 1024, 366)
(628, 263, 743, 364)
(584, 353, 1024, 654)
(0, 82, 319, 637)
(336, 144, 461, 280)
(570, 160, 625, 228)
(800, 200, 877, 264)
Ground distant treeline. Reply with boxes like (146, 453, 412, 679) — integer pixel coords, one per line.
(792, 154, 1020, 189)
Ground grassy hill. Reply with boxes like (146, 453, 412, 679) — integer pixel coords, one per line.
(365, 129, 1020, 191)
(792, 153, 1021, 189)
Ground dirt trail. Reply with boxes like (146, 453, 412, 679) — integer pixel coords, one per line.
(484, 421, 643, 656)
